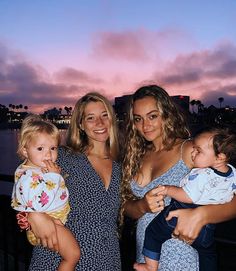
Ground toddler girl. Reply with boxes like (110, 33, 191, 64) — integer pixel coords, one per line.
(11, 114, 80, 271)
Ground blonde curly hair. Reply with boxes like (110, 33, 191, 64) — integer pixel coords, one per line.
(17, 114, 60, 160)
(119, 85, 190, 226)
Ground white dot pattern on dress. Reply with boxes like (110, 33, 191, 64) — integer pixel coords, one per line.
(29, 147, 121, 271)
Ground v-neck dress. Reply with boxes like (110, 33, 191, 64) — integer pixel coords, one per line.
(130, 140, 199, 270)
(29, 147, 121, 271)
(131, 159, 190, 263)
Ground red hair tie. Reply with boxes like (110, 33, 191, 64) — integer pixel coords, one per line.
(16, 212, 31, 231)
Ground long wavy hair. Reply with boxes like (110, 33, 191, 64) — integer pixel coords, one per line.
(66, 92, 119, 160)
(119, 85, 190, 225)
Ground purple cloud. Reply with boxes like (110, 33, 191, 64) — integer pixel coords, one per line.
(54, 67, 103, 84)
(152, 42, 236, 106)
(91, 30, 149, 61)
(0, 42, 105, 112)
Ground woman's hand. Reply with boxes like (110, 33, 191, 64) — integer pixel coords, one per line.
(167, 197, 236, 245)
(166, 207, 206, 244)
(28, 212, 63, 251)
(124, 186, 166, 219)
(143, 186, 166, 213)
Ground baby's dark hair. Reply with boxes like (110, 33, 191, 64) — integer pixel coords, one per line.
(197, 127, 236, 164)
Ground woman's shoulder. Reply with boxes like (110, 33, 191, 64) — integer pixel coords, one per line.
(58, 146, 84, 162)
(180, 139, 194, 169)
(58, 145, 71, 155)
(113, 160, 122, 174)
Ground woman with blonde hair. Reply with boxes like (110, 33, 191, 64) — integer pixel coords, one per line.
(121, 85, 236, 270)
(19, 92, 122, 270)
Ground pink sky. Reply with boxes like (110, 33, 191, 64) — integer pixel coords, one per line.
(1, 1, 236, 113)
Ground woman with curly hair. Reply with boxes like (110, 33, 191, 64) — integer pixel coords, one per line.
(120, 85, 236, 270)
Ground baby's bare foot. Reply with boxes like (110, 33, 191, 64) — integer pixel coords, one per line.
(133, 262, 156, 271)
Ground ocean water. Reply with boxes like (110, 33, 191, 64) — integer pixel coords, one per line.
(0, 129, 67, 175)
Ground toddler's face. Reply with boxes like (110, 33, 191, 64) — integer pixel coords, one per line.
(191, 132, 217, 168)
(23, 132, 58, 168)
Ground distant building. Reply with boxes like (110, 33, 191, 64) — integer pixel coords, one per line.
(7, 111, 28, 124)
(171, 95, 190, 113)
(114, 95, 132, 122)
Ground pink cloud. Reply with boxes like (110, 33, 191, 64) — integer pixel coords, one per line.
(150, 42, 236, 106)
(90, 28, 194, 63)
(1, 36, 236, 113)
(54, 67, 103, 84)
(0, 43, 97, 112)
(91, 30, 149, 61)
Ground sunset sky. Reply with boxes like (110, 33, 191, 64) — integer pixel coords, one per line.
(0, 0, 236, 113)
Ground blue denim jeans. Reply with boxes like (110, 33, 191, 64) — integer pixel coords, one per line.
(143, 199, 217, 270)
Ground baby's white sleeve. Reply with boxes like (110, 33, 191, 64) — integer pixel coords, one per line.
(182, 169, 208, 204)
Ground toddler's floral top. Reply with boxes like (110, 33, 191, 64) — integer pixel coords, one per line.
(11, 163, 69, 213)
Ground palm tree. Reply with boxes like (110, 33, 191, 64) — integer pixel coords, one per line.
(218, 97, 224, 109)
(190, 100, 196, 113)
(195, 100, 202, 114)
(64, 106, 69, 115)
(69, 106, 72, 115)
(24, 106, 28, 111)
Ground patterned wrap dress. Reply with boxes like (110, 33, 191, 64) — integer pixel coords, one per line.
(131, 141, 199, 270)
(29, 146, 121, 271)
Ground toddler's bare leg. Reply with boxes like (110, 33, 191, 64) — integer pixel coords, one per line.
(55, 224, 80, 271)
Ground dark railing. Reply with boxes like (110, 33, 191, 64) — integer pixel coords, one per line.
(1, 174, 236, 271)
(215, 219, 236, 270)
(0, 194, 32, 271)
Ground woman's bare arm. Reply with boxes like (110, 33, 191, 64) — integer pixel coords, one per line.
(124, 186, 165, 219)
(167, 195, 236, 242)
(28, 212, 63, 251)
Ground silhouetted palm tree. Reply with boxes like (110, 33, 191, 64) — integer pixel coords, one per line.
(190, 100, 196, 113)
(195, 100, 202, 113)
(69, 106, 72, 115)
(218, 97, 224, 108)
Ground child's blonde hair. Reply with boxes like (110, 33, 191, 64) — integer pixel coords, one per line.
(18, 114, 60, 160)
